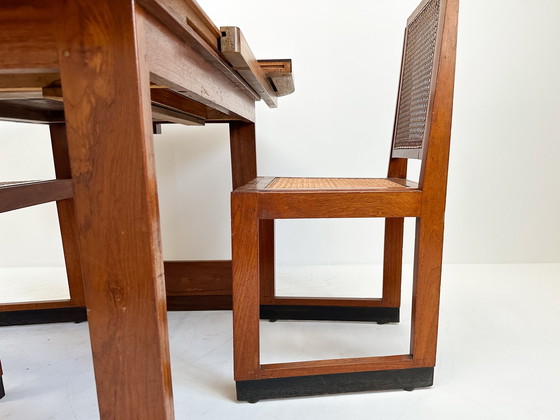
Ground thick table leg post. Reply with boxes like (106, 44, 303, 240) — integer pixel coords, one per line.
(49, 124, 86, 309)
(55, 2, 174, 419)
(410, 216, 445, 366)
(229, 122, 275, 305)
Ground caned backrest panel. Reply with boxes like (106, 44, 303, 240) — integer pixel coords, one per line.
(392, 0, 442, 159)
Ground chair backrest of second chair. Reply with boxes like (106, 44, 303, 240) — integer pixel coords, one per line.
(391, 0, 456, 163)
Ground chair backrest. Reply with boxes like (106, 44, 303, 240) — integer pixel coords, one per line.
(389, 0, 459, 193)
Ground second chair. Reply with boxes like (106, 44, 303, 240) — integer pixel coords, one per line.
(231, 0, 459, 402)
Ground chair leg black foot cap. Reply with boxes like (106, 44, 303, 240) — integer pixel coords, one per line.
(268, 319, 278, 323)
(0, 307, 87, 326)
(236, 367, 433, 401)
(260, 305, 399, 323)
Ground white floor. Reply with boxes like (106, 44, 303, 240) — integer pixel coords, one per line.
(0, 264, 559, 419)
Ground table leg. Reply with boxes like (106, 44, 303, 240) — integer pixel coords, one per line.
(55, 2, 173, 418)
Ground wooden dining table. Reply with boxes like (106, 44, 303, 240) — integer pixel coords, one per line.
(0, 0, 293, 417)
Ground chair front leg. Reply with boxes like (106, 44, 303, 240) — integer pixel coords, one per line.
(232, 193, 261, 381)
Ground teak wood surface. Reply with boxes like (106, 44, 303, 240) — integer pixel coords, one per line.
(0, 0, 293, 418)
(231, 0, 459, 388)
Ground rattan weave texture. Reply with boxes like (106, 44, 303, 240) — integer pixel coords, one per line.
(266, 178, 406, 190)
(394, 0, 441, 151)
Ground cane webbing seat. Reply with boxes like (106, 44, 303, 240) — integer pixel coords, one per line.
(265, 177, 411, 190)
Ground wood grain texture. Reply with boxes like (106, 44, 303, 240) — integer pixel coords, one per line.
(0, 259, 233, 314)
(143, 10, 256, 122)
(151, 104, 204, 125)
(382, 218, 404, 306)
(232, 192, 261, 381)
(259, 355, 415, 379)
(0, 100, 64, 123)
(220, 27, 278, 108)
(259, 219, 275, 305)
(410, 0, 459, 365)
(151, 88, 208, 119)
(55, 1, 174, 418)
(0, 72, 60, 89)
(183, 0, 221, 49)
(229, 122, 276, 306)
(381, 157, 408, 309)
(0, 180, 73, 213)
(50, 124, 86, 307)
(0, 89, 43, 100)
(42, 85, 63, 101)
(0, 83, 247, 125)
(0, 299, 78, 312)
(258, 59, 295, 97)
(164, 260, 231, 296)
(259, 190, 422, 219)
(138, 0, 261, 105)
(164, 260, 233, 310)
(0, 1, 57, 71)
(229, 122, 257, 189)
(138, 0, 221, 51)
(266, 297, 385, 307)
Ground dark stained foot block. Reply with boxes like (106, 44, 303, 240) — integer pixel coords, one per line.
(0, 375, 4, 399)
(260, 305, 399, 323)
(236, 367, 433, 402)
(0, 307, 87, 327)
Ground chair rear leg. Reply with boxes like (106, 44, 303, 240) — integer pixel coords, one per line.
(379, 217, 405, 322)
(410, 216, 445, 367)
(259, 220, 275, 306)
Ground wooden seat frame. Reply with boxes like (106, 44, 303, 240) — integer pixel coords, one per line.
(231, 0, 459, 402)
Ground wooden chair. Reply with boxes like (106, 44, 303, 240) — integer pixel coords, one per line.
(0, 124, 87, 326)
(231, 0, 459, 402)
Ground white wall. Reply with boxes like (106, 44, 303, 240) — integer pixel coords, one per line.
(1, 0, 560, 267)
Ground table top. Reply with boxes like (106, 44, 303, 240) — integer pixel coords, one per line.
(0, 0, 294, 126)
